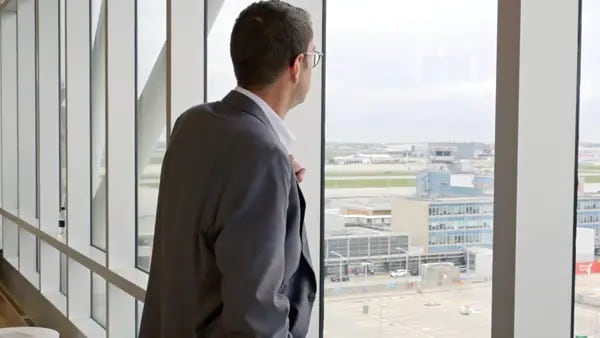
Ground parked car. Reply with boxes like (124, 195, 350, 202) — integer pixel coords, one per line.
(389, 269, 408, 278)
(352, 267, 375, 276)
(330, 275, 350, 282)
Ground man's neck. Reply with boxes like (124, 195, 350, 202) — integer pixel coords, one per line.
(244, 86, 290, 119)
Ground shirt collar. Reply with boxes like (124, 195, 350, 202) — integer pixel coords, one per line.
(234, 86, 295, 152)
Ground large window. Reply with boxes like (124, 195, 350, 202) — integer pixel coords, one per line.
(323, 1, 497, 336)
(135, 0, 167, 272)
(0, 0, 589, 337)
(574, 1, 600, 336)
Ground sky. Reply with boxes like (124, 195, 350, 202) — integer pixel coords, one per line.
(134, 0, 600, 143)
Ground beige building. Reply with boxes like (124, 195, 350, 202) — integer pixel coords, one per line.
(391, 198, 430, 249)
(391, 197, 494, 253)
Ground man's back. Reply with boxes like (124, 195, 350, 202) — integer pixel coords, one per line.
(139, 91, 316, 338)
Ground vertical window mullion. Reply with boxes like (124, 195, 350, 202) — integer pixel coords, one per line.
(65, 0, 93, 325)
(105, 0, 136, 334)
(64, 0, 92, 249)
(16, 0, 38, 226)
(1, 10, 19, 267)
(492, 0, 581, 337)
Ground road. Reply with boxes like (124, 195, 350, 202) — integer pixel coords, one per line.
(325, 187, 417, 198)
(323, 274, 600, 338)
(326, 175, 416, 180)
(326, 274, 420, 288)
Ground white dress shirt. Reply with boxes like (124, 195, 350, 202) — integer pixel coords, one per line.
(234, 86, 295, 153)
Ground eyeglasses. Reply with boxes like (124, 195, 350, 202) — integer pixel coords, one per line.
(304, 50, 323, 68)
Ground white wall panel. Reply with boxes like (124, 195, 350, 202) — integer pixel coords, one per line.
(1, 11, 18, 216)
(19, 228, 38, 288)
(65, 0, 92, 249)
(40, 241, 66, 314)
(2, 218, 19, 268)
(106, 0, 135, 270)
(108, 284, 135, 338)
(37, 0, 60, 235)
(16, 0, 38, 225)
(67, 258, 91, 321)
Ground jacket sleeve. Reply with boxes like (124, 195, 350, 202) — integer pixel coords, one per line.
(214, 144, 293, 338)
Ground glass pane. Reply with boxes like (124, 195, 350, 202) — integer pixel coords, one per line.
(90, 0, 107, 250)
(136, 301, 144, 336)
(36, 237, 40, 273)
(60, 253, 67, 296)
(574, 1, 600, 336)
(136, 0, 167, 272)
(323, 1, 497, 337)
(206, 0, 250, 102)
(91, 272, 107, 328)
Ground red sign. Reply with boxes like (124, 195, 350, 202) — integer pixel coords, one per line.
(575, 261, 600, 274)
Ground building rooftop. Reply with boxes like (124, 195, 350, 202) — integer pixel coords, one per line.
(342, 202, 392, 212)
(397, 196, 494, 203)
(325, 227, 408, 239)
(343, 214, 391, 219)
(466, 247, 493, 255)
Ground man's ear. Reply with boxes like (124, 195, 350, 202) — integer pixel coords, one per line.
(291, 53, 305, 83)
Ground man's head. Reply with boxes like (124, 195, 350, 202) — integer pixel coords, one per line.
(231, 1, 318, 113)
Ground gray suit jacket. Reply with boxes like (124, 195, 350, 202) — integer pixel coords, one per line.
(139, 91, 317, 338)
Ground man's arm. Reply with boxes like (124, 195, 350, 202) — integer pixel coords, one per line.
(214, 144, 292, 338)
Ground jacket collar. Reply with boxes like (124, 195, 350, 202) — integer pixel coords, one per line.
(221, 90, 275, 133)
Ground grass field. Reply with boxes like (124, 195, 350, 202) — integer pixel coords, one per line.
(585, 176, 600, 183)
(580, 164, 600, 171)
(325, 171, 417, 177)
(325, 178, 416, 189)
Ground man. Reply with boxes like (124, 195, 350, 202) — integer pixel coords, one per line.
(139, 1, 322, 337)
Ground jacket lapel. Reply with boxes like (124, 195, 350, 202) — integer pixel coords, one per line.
(297, 184, 316, 278)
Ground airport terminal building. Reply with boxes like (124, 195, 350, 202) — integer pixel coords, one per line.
(392, 193, 600, 255)
(324, 228, 409, 276)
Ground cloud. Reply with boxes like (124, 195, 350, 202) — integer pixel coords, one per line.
(200, 0, 600, 142)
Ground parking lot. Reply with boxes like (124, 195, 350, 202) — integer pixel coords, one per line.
(324, 284, 491, 338)
(323, 274, 600, 338)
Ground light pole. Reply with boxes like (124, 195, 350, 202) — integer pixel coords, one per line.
(395, 247, 409, 272)
(466, 248, 470, 273)
(330, 250, 345, 279)
(361, 262, 372, 283)
(461, 245, 470, 274)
